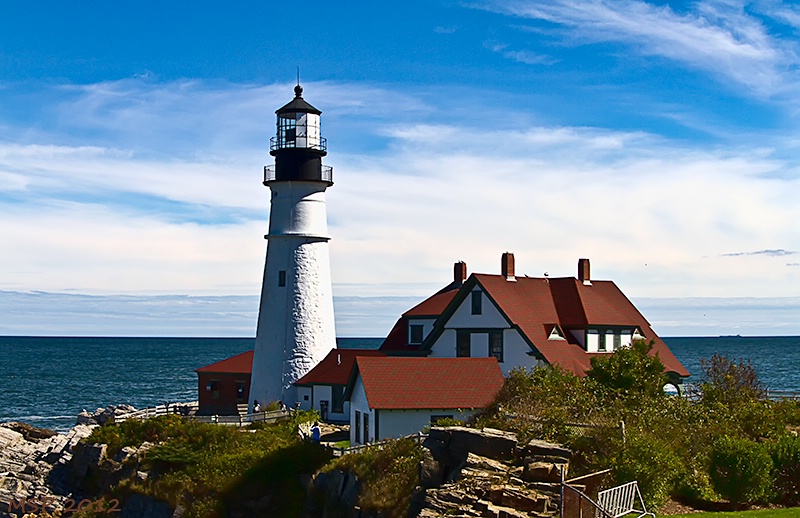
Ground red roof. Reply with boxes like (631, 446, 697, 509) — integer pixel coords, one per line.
(354, 357, 504, 410)
(471, 274, 689, 377)
(380, 287, 459, 352)
(294, 348, 384, 386)
(195, 350, 254, 374)
(404, 290, 458, 317)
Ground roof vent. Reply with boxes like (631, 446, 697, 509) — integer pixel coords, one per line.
(578, 258, 591, 285)
(502, 252, 516, 281)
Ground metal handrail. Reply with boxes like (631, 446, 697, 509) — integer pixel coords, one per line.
(270, 136, 327, 152)
(561, 482, 614, 518)
(263, 164, 333, 184)
(596, 481, 654, 518)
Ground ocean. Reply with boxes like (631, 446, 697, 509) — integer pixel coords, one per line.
(1, 335, 798, 432)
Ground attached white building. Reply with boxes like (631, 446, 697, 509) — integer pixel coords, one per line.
(294, 348, 384, 423)
(346, 356, 504, 445)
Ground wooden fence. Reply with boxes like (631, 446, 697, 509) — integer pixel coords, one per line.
(115, 402, 291, 427)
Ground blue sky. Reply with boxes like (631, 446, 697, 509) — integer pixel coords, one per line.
(0, 0, 798, 337)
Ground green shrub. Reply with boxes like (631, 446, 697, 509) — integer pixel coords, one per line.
(710, 436, 773, 505)
(700, 354, 765, 408)
(770, 435, 800, 505)
(587, 339, 668, 400)
(610, 430, 683, 508)
(324, 437, 424, 518)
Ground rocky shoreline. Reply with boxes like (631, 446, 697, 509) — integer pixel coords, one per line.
(0, 405, 135, 518)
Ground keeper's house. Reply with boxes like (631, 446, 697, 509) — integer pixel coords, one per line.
(195, 350, 253, 416)
(381, 253, 689, 389)
(346, 356, 504, 445)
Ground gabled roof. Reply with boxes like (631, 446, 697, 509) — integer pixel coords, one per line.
(379, 285, 459, 353)
(350, 357, 504, 410)
(195, 350, 254, 374)
(294, 348, 385, 386)
(424, 271, 689, 378)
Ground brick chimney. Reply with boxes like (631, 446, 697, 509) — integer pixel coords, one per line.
(453, 261, 467, 285)
(578, 258, 591, 285)
(501, 252, 516, 281)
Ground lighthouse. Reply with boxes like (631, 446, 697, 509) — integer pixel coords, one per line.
(249, 84, 337, 409)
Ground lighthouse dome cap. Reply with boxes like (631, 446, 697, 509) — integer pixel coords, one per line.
(276, 84, 322, 115)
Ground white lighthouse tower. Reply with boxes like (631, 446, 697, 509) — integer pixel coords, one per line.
(249, 84, 337, 409)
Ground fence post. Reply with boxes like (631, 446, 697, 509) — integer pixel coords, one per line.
(560, 465, 564, 518)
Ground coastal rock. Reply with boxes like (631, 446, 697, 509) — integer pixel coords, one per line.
(521, 461, 565, 483)
(411, 426, 567, 518)
(428, 426, 518, 461)
(0, 427, 24, 450)
(75, 405, 138, 427)
(524, 439, 571, 461)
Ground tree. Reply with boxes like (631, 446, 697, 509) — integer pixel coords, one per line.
(700, 354, 765, 406)
(586, 339, 668, 399)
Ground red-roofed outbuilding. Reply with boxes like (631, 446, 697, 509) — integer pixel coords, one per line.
(195, 350, 254, 416)
(346, 356, 503, 444)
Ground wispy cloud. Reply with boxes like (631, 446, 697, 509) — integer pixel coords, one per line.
(483, 40, 558, 65)
(722, 248, 798, 257)
(434, 26, 459, 34)
(478, 0, 800, 96)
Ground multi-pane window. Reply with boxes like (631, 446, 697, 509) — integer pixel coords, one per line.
(471, 291, 482, 315)
(598, 331, 607, 352)
(613, 332, 621, 351)
(489, 331, 504, 362)
(457, 331, 471, 357)
(409, 324, 424, 344)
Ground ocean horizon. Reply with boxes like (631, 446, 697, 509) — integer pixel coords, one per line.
(2, 335, 799, 432)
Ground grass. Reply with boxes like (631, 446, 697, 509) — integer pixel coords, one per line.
(321, 437, 424, 518)
(668, 508, 800, 518)
(77, 411, 330, 518)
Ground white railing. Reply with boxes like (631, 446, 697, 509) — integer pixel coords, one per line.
(115, 402, 198, 422)
(595, 481, 654, 518)
(766, 389, 800, 401)
(331, 432, 427, 457)
(115, 402, 291, 427)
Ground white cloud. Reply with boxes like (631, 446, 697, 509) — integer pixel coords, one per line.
(1, 77, 799, 336)
(478, 0, 799, 96)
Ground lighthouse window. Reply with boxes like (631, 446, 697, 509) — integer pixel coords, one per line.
(278, 270, 286, 287)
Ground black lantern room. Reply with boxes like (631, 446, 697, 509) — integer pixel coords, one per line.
(264, 85, 333, 185)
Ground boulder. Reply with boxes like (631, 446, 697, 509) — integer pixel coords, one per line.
(523, 439, 571, 461)
(429, 427, 518, 461)
(0, 426, 24, 449)
(521, 461, 566, 483)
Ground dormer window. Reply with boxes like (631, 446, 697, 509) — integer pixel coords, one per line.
(548, 325, 566, 341)
(409, 324, 424, 345)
